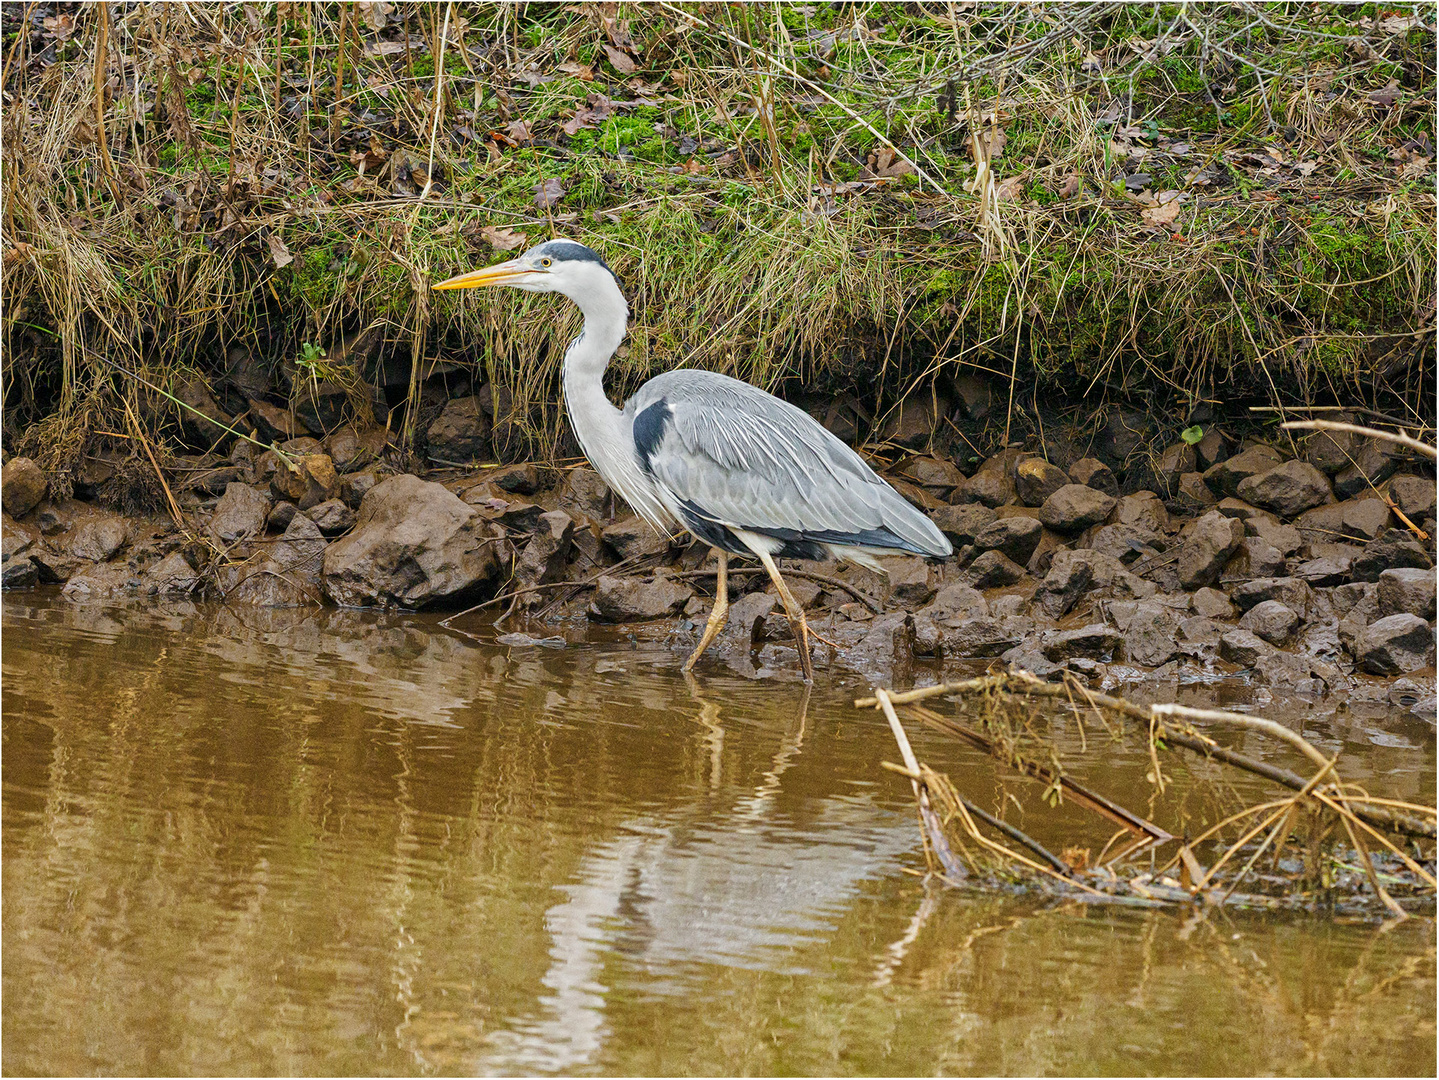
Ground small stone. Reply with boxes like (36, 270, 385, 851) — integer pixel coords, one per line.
(958, 469, 1014, 508)
(557, 467, 613, 520)
(1340, 497, 1393, 542)
(919, 582, 990, 623)
(929, 503, 997, 547)
(974, 516, 1044, 565)
(1192, 587, 1237, 620)
(268, 501, 299, 530)
(1374, 567, 1437, 621)
(1068, 457, 1118, 496)
(964, 549, 1025, 589)
(1235, 460, 1333, 517)
(899, 457, 967, 499)
(143, 551, 200, 596)
(426, 395, 489, 463)
(1194, 429, 1230, 471)
(1042, 625, 1123, 662)
(1216, 498, 1269, 522)
(883, 556, 937, 606)
(307, 499, 357, 535)
(1016, 458, 1070, 507)
(1088, 523, 1165, 565)
(1219, 628, 1270, 667)
(1124, 601, 1182, 666)
(1333, 439, 1400, 500)
(1293, 556, 1351, 587)
(1248, 516, 1303, 556)
(1328, 581, 1372, 616)
(2, 555, 39, 589)
(208, 482, 272, 545)
(1352, 530, 1431, 582)
(1239, 599, 1300, 645)
(1232, 577, 1314, 618)
(486, 463, 545, 495)
(270, 453, 342, 511)
(1116, 492, 1170, 532)
(516, 510, 576, 587)
(1176, 510, 1245, 589)
(1, 458, 48, 518)
(1387, 475, 1437, 522)
(1157, 443, 1197, 486)
(1177, 616, 1223, 648)
(1356, 614, 1436, 675)
(939, 616, 1027, 658)
(601, 516, 671, 561)
(68, 516, 128, 562)
(1202, 445, 1283, 498)
(1224, 536, 1286, 581)
(1038, 484, 1116, 533)
(1305, 422, 1358, 475)
(590, 572, 695, 622)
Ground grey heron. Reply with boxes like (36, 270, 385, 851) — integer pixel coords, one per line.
(434, 239, 952, 681)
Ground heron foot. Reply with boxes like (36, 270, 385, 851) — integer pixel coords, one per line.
(682, 549, 729, 673)
(757, 550, 816, 684)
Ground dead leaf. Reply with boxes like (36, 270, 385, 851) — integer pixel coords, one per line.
(4, 241, 36, 268)
(562, 94, 611, 135)
(1141, 199, 1181, 228)
(679, 157, 709, 175)
(267, 233, 294, 269)
(1368, 80, 1401, 107)
(1379, 13, 1423, 33)
(861, 146, 915, 179)
(602, 16, 639, 52)
(557, 60, 595, 82)
(506, 119, 533, 145)
(602, 43, 637, 74)
(480, 225, 528, 251)
(971, 126, 1006, 162)
(355, 1, 392, 31)
(42, 13, 75, 39)
(995, 173, 1027, 200)
(363, 41, 408, 57)
(533, 178, 566, 209)
(1057, 173, 1080, 198)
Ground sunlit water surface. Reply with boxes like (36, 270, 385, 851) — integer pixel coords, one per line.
(3, 594, 1434, 1076)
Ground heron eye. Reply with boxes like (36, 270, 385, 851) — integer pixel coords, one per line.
(538, 257, 553, 268)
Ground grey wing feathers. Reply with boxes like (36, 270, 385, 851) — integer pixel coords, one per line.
(625, 370, 951, 557)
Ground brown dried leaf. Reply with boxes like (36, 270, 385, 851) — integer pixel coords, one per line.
(562, 94, 612, 136)
(506, 119, 533, 145)
(860, 146, 916, 179)
(1057, 173, 1080, 198)
(533, 178, 566, 209)
(480, 225, 528, 251)
(1368, 80, 1402, 107)
(602, 43, 638, 74)
(557, 60, 595, 82)
(1141, 192, 1183, 227)
(42, 14, 75, 39)
(267, 232, 295, 269)
(355, 1, 392, 31)
(995, 173, 1027, 201)
(971, 126, 1006, 162)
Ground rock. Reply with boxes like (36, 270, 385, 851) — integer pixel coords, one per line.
(271, 512, 328, 576)
(1176, 510, 1245, 589)
(1177, 616, 1223, 650)
(175, 379, 236, 449)
(1224, 536, 1286, 581)
(1248, 516, 1303, 556)
(1352, 530, 1431, 582)
(208, 482, 272, 545)
(1069, 457, 1118, 497)
(590, 572, 693, 621)
(323, 425, 388, 472)
(1192, 587, 1237, 620)
(1333, 439, 1400, 500)
(1232, 577, 1314, 619)
(426, 395, 490, 463)
(1088, 523, 1165, 566)
(1305, 422, 1357, 475)
(516, 510, 576, 587)
(888, 478, 946, 512)
(958, 469, 1014, 508)
(485, 463, 545, 495)
(1174, 472, 1217, 511)
(1002, 647, 1065, 681)
(1039, 485, 1116, 533)
(1356, 615, 1435, 675)
(1194, 429, 1230, 471)
(342, 464, 395, 509)
(1033, 549, 1152, 617)
(1157, 443, 1197, 488)
(1016, 458, 1070, 507)
(1097, 408, 1150, 463)
(1216, 497, 1270, 522)
(1219, 628, 1270, 667)
(974, 516, 1043, 565)
(1329, 581, 1373, 616)
(963, 550, 1025, 589)
(850, 612, 916, 668)
(938, 617, 1026, 657)
(270, 453, 342, 511)
(899, 457, 967, 500)
(1387, 475, 1437, 522)
(62, 562, 144, 600)
(321, 475, 506, 608)
(884, 556, 937, 606)
(601, 516, 671, 561)
(219, 553, 320, 607)
(1374, 568, 1437, 621)
(1239, 600, 1300, 645)
(1116, 492, 1170, 532)
(557, 467, 613, 520)
(878, 397, 942, 449)
(2, 555, 39, 588)
(929, 503, 997, 547)
(1293, 556, 1351, 587)
(713, 592, 779, 652)
(1124, 602, 1182, 666)
(1235, 460, 1332, 517)
(1042, 625, 1123, 663)
(307, 499, 356, 535)
(247, 397, 306, 442)
(1339, 497, 1393, 542)
(919, 582, 990, 624)
(1, 458, 47, 517)
(68, 516, 128, 562)
(1202, 444, 1283, 498)
(142, 551, 201, 596)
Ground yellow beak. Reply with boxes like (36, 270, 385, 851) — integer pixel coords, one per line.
(431, 258, 540, 290)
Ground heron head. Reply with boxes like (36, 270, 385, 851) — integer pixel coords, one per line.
(432, 239, 619, 298)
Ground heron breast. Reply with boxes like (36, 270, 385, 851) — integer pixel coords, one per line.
(631, 398, 672, 475)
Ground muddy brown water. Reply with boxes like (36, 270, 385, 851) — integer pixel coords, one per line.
(3, 593, 1434, 1076)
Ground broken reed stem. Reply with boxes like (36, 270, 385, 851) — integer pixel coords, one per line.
(856, 674, 1436, 840)
(875, 689, 968, 882)
(1280, 419, 1437, 460)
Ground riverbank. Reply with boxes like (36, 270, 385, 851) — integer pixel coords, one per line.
(3, 412, 1434, 703)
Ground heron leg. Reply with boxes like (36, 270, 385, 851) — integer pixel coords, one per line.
(683, 549, 729, 672)
(757, 550, 816, 684)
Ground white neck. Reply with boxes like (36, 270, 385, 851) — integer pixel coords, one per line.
(558, 272, 671, 528)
